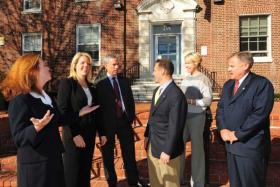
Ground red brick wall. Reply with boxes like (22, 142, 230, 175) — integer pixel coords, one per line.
(0, 0, 279, 92)
(0, 0, 141, 89)
(196, 0, 280, 92)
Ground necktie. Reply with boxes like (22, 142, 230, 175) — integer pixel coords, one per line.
(154, 88, 161, 104)
(112, 77, 123, 118)
(233, 80, 239, 95)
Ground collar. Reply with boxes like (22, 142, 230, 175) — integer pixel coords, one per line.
(29, 90, 53, 108)
(237, 72, 249, 86)
(158, 79, 173, 95)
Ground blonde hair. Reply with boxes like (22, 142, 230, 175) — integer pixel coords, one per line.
(0, 53, 41, 101)
(69, 52, 93, 82)
(184, 52, 202, 67)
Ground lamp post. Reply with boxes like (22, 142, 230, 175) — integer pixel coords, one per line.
(113, 0, 127, 78)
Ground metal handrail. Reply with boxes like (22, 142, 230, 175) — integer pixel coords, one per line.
(199, 65, 222, 93)
(93, 62, 222, 94)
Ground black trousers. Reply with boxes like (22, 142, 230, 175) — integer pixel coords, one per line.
(101, 115, 139, 186)
(63, 127, 95, 187)
(227, 152, 268, 187)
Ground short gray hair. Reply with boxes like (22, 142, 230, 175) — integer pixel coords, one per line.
(229, 52, 254, 69)
(103, 55, 117, 66)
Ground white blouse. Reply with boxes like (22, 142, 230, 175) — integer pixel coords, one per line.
(29, 90, 53, 108)
(82, 87, 92, 106)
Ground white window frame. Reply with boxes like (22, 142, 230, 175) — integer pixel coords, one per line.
(22, 0, 42, 13)
(76, 24, 101, 66)
(239, 14, 272, 62)
(22, 33, 42, 55)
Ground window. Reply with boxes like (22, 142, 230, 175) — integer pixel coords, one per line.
(23, 0, 41, 12)
(76, 24, 100, 65)
(240, 15, 271, 62)
(22, 33, 42, 55)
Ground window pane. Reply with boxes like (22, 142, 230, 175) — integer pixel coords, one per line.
(240, 42, 249, 51)
(249, 27, 258, 36)
(158, 44, 167, 54)
(259, 27, 267, 35)
(78, 26, 99, 44)
(249, 37, 258, 42)
(252, 53, 267, 57)
(249, 17, 258, 27)
(249, 42, 257, 51)
(240, 28, 249, 36)
(23, 34, 42, 52)
(240, 18, 249, 28)
(259, 37, 267, 42)
(259, 17, 267, 26)
(259, 42, 267, 50)
(78, 44, 99, 61)
(24, 0, 40, 10)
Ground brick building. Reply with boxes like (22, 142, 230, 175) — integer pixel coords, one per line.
(0, 0, 279, 92)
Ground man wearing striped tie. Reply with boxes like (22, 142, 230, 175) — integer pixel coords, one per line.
(144, 59, 187, 187)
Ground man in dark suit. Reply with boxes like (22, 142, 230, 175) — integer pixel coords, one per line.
(144, 59, 187, 186)
(96, 55, 146, 187)
(216, 52, 274, 187)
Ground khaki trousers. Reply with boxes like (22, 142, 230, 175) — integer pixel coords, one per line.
(148, 145, 180, 187)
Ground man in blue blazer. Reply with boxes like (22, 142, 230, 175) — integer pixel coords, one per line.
(216, 52, 274, 187)
(144, 59, 187, 187)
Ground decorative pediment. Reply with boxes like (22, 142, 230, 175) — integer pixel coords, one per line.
(136, 0, 197, 14)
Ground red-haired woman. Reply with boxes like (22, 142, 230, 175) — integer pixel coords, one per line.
(0, 53, 96, 187)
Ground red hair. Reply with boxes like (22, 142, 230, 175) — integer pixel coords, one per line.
(1, 53, 40, 101)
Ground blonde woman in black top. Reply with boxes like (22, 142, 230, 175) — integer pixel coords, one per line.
(57, 52, 106, 187)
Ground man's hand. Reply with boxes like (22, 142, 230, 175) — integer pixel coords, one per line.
(160, 152, 170, 164)
(229, 131, 238, 144)
(30, 110, 54, 132)
(220, 129, 231, 141)
(73, 135, 86, 148)
(220, 129, 238, 143)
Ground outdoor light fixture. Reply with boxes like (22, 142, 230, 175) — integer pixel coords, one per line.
(195, 5, 202, 13)
(113, 0, 123, 10)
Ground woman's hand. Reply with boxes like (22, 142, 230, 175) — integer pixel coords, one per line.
(99, 136, 107, 146)
(73, 135, 86, 148)
(30, 110, 54, 132)
(79, 105, 100, 117)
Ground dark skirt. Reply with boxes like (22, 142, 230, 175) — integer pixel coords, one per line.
(17, 155, 65, 187)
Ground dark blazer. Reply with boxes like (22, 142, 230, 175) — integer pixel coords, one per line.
(57, 78, 104, 187)
(216, 72, 274, 158)
(57, 78, 104, 137)
(96, 76, 135, 136)
(144, 81, 187, 159)
(8, 94, 79, 187)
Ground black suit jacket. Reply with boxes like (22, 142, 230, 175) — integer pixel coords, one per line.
(8, 93, 79, 187)
(144, 81, 187, 159)
(96, 76, 135, 136)
(216, 72, 274, 158)
(57, 78, 105, 137)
